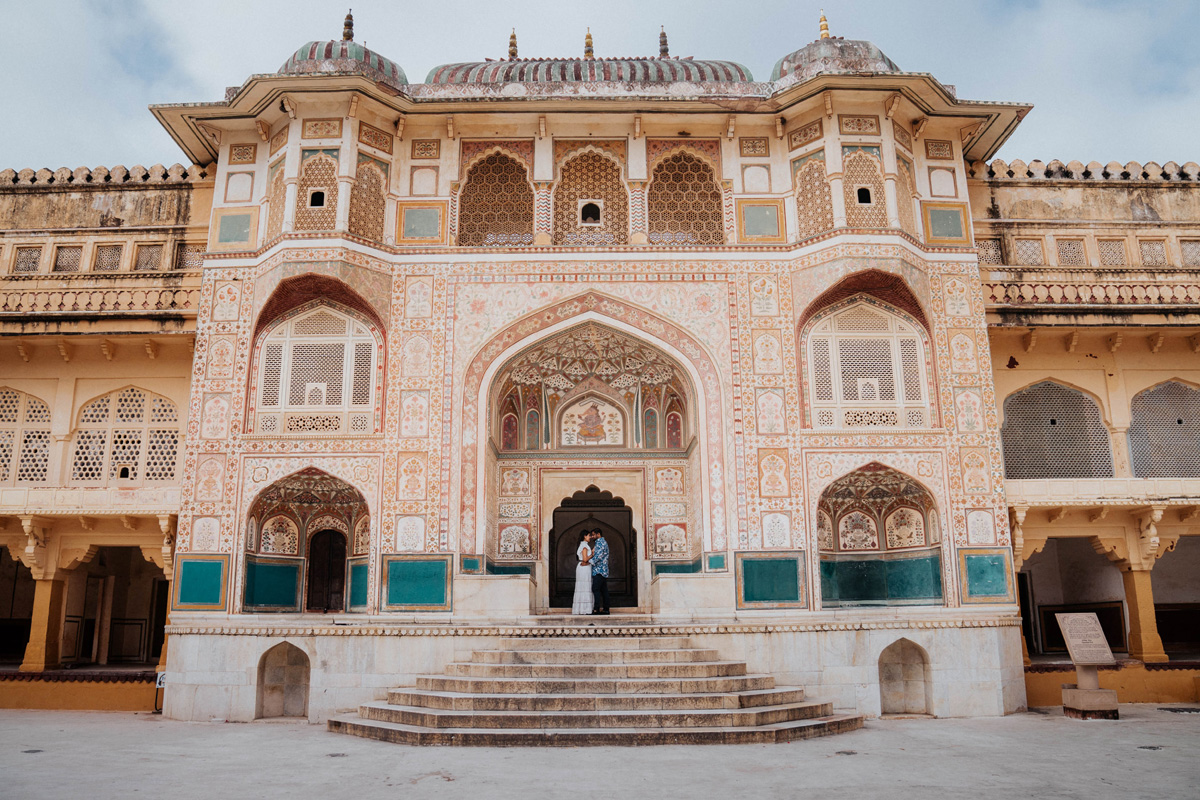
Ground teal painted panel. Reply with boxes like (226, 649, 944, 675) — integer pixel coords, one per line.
(965, 553, 1010, 597)
(742, 558, 799, 603)
(834, 559, 888, 602)
(707, 553, 727, 572)
(177, 559, 224, 606)
(217, 213, 252, 244)
(349, 561, 368, 608)
(819, 559, 838, 602)
(460, 556, 482, 573)
(886, 556, 943, 600)
(387, 559, 448, 606)
(486, 563, 532, 576)
(653, 559, 701, 576)
(244, 560, 300, 609)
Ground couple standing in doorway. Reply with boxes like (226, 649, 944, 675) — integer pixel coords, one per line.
(572, 529, 610, 615)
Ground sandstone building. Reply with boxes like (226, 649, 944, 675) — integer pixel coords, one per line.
(1, 14, 1197, 734)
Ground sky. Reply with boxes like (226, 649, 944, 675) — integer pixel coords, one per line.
(1, 0, 1198, 169)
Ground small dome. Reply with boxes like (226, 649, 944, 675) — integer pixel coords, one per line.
(772, 38, 900, 82)
(279, 40, 407, 90)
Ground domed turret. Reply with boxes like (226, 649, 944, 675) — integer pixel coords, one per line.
(772, 37, 901, 82)
(278, 11, 407, 91)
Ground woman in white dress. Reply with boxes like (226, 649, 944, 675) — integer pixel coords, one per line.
(571, 531, 594, 615)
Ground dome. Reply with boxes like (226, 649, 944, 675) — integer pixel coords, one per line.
(771, 38, 900, 82)
(426, 57, 751, 85)
(279, 40, 407, 90)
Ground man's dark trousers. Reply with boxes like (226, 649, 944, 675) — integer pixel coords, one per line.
(591, 574, 610, 612)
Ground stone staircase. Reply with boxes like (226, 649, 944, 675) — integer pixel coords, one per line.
(328, 634, 863, 745)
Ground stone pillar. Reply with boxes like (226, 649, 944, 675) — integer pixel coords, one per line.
(628, 181, 648, 245)
(1122, 568, 1167, 663)
(533, 182, 553, 245)
(20, 578, 66, 672)
(882, 176, 902, 229)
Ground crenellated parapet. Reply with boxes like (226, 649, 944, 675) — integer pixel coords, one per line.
(0, 163, 214, 187)
(968, 159, 1200, 183)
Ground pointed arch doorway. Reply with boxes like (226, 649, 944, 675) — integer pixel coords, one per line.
(548, 485, 637, 609)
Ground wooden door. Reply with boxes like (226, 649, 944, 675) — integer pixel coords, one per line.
(548, 485, 638, 609)
(306, 530, 347, 612)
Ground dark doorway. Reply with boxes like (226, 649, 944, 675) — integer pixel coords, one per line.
(306, 530, 347, 612)
(549, 485, 638, 609)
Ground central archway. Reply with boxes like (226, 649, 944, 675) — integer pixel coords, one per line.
(548, 485, 637, 609)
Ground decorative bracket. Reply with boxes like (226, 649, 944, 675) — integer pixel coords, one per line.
(1064, 330, 1079, 353)
(1089, 534, 1129, 566)
(1107, 332, 1123, 353)
(255, 120, 270, 141)
(726, 115, 736, 140)
(446, 116, 455, 140)
(885, 93, 901, 119)
(913, 116, 928, 139)
(1148, 332, 1165, 354)
(281, 96, 297, 119)
(1047, 507, 1066, 523)
(539, 115, 547, 140)
(394, 116, 405, 140)
(120, 515, 139, 531)
(823, 91, 834, 119)
(58, 544, 100, 572)
(347, 95, 359, 118)
(100, 340, 115, 361)
(16, 342, 30, 362)
(144, 339, 158, 360)
(634, 116, 643, 139)
(775, 116, 784, 139)
(1135, 505, 1166, 564)
(1022, 328, 1037, 353)
(57, 340, 72, 363)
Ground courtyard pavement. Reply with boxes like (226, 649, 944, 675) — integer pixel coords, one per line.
(2, 705, 1198, 799)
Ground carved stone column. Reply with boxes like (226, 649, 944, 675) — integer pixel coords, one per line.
(1122, 568, 1168, 663)
(20, 578, 65, 672)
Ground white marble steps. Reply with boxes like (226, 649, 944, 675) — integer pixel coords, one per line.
(328, 634, 863, 746)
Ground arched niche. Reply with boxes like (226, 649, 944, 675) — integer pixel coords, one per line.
(817, 463, 943, 607)
(878, 638, 932, 716)
(244, 468, 369, 613)
(256, 641, 309, 719)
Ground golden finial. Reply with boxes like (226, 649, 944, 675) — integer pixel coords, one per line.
(584, 28, 594, 60)
(343, 9, 354, 41)
(509, 28, 518, 59)
(659, 26, 669, 57)
(819, 9, 830, 39)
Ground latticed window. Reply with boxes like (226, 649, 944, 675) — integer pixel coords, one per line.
(266, 159, 287, 240)
(553, 152, 628, 246)
(254, 303, 380, 435)
(175, 243, 205, 270)
(1013, 239, 1044, 266)
(457, 153, 534, 246)
(842, 148, 887, 228)
(13, 246, 41, 273)
(348, 157, 387, 242)
(646, 152, 723, 245)
(1001, 382, 1113, 479)
(1182, 240, 1200, 268)
(134, 244, 163, 271)
(1129, 382, 1200, 478)
(792, 151, 833, 240)
(0, 389, 52, 485)
(1097, 239, 1127, 267)
(1056, 239, 1086, 267)
(70, 387, 180, 485)
(53, 246, 83, 273)
(93, 244, 123, 271)
(294, 152, 339, 231)
(805, 301, 931, 429)
(977, 239, 1003, 265)
(1138, 240, 1168, 268)
(895, 158, 918, 237)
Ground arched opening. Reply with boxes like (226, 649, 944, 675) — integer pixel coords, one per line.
(817, 463, 943, 607)
(647, 150, 724, 245)
(457, 151, 535, 246)
(1129, 381, 1200, 477)
(548, 485, 637, 609)
(245, 469, 369, 614)
(0, 387, 52, 486)
(70, 387, 181, 487)
(306, 529, 347, 612)
(580, 202, 601, 224)
(256, 642, 309, 719)
(1001, 381, 1113, 479)
(856, 186, 872, 204)
(879, 638, 932, 716)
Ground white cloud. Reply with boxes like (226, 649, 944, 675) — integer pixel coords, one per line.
(2, 0, 1196, 167)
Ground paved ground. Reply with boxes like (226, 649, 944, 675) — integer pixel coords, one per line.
(3, 706, 1198, 799)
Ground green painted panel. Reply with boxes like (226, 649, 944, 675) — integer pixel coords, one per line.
(706, 553, 727, 572)
(387, 559, 448, 606)
(403, 207, 441, 239)
(653, 559, 701, 576)
(965, 553, 1010, 597)
(742, 205, 779, 237)
(742, 558, 800, 603)
(244, 560, 300, 609)
(929, 207, 965, 239)
(460, 556, 482, 573)
(485, 563, 532, 576)
(348, 561, 368, 608)
(177, 559, 224, 606)
(834, 559, 888, 602)
(887, 557, 943, 600)
(217, 213, 252, 244)
(819, 559, 838, 602)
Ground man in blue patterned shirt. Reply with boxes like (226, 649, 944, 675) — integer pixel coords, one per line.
(588, 529, 610, 615)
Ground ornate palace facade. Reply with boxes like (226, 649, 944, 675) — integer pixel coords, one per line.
(2, 15, 1198, 726)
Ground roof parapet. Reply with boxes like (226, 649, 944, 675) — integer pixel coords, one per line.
(970, 159, 1199, 182)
